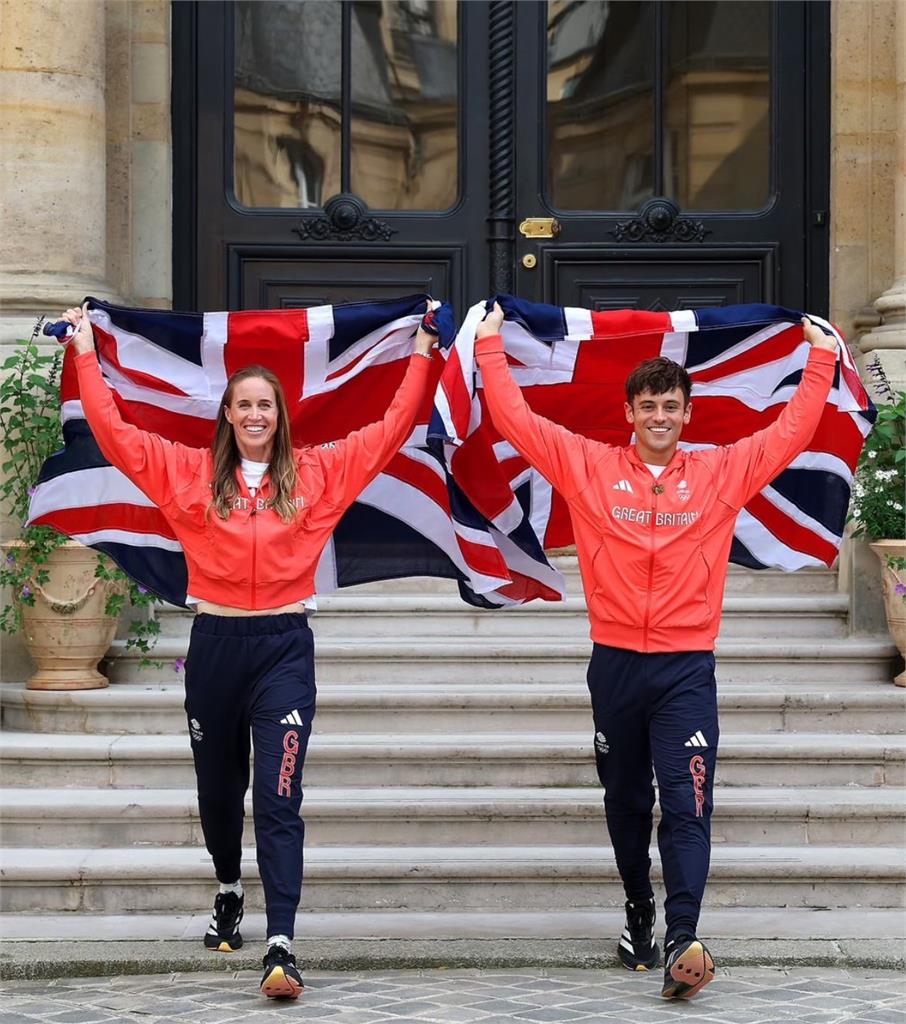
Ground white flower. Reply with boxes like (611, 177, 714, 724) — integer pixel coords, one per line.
(868, 450, 878, 459)
(852, 507, 862, 520)
(894, 503, 904, 512)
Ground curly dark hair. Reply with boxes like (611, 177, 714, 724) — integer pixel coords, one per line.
(625, 357, 692, 405)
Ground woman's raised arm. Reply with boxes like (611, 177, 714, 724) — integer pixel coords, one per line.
(62, 303, 202, 507)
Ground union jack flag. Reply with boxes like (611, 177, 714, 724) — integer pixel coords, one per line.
(434, 296, 875, 574)
(28, 295, 873, 610)
(28, 296, 562, 607)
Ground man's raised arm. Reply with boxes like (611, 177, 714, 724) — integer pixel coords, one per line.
(474, 302, 600, 499)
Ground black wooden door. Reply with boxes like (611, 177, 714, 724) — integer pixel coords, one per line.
(173, 0, 829, 316)
(507, 0, 829, 312)
(173, 0, 491, 315)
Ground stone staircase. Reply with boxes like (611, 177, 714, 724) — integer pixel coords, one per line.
(1, 557, 904, 934)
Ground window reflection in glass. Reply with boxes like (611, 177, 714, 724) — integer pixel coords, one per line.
(547, 1, 655, 211)
(351, 0, 458, 210)
(664, 1, 771, 209)
(233, 0, 458, 211)
(234, 0, 341, 209)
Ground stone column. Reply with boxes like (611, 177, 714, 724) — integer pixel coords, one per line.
(857, 2, 906, 395)
(0, 0, 116, 343)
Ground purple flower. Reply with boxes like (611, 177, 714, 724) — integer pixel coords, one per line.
(5, 553, 14, 567)
(137, 585, 148, 595)
(20, 585, 31, 599)
(173, 656, 186, 674)
(895, 582, 906, 596)
(27, 486, 36, 498)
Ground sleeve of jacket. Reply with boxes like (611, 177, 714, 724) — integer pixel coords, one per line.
(316, 353, 433, 510)
(712, 346, 837, 509)
(74, 350, 202, 507)
(475, 335, 599, 499)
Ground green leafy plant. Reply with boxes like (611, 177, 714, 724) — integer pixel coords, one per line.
(1, 319, 162, 664)
(848, 388, 905, 543)
(848, 360, 906, 606)
(0, 318, 68, 633)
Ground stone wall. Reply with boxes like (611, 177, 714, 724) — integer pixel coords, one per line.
(831, 0, 906, 393)
(0, 0, 171, 679)
(830, 0, 905, 632)
(0, 0, 171, 352)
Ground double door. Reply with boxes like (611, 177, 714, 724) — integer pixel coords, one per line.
(173, 0, 829, 316)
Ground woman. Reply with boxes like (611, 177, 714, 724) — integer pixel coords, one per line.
(61, 302, 437, 999)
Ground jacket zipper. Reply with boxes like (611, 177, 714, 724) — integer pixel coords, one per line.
(250, 503, 258, 610)
(642, 486, 658, 650)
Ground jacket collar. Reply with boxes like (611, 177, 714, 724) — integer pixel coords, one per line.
(234, 464, 271, 499)
(624, 444, 686, 474)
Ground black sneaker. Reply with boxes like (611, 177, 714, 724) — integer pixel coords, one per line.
(617, 897, 660, 971)
(260, 944, 305, 999)
(203, 891, 244, 952)
(661, 934, 715, 999)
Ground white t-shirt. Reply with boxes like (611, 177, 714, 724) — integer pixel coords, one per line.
(240, 457, 268, 493)
(644, 463, 666, 479)
(186, 459, 317, 611)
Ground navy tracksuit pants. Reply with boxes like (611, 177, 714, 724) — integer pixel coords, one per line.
(586, 644, 719, 945)
(184, 613, 315, 938)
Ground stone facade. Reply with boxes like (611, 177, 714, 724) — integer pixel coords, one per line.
(0, 0, 171, 353)
(831, 0, 906, 395)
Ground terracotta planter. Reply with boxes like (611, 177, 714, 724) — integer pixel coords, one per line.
(870, 540, 906, 687)
(9, 540, 124, 690)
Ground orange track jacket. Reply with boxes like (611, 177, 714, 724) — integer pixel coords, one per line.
(74, 350, 433, 610)
(475, 337, 837, 652)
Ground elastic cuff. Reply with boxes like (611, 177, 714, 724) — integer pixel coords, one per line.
(266, 918, 295, 940)
(475, 335, 505, 357)
(808, 345, 837, 364)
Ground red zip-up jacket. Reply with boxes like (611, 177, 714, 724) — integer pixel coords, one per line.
(74, 350, 433, 610)
(476, 337, 837, 652)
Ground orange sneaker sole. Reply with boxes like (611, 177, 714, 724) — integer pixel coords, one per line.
(662, 941, 715, 999)
(260, 966, 305, 999)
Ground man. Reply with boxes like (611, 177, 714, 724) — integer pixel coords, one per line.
(474, 303, 837, 999)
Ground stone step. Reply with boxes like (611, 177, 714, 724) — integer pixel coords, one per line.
(155, 593, 851, 640)
(355, 559, 841, 597)
(1, 786, 902, 848)
(2, 907, 904, 942)
(104, 636, 898, 685)
(1, 844, 901, 914)
(4, 680, 904, 736)
(2, 730, 903, 789)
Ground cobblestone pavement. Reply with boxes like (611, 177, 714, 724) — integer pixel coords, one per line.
(1, 966, 904, 1024)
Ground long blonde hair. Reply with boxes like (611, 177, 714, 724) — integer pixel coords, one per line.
(209, 365, 298, 522)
